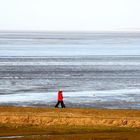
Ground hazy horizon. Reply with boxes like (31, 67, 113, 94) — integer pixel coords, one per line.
(0, 30, 140, 33)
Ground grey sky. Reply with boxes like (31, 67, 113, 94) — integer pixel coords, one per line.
(0, 0, 140, 31)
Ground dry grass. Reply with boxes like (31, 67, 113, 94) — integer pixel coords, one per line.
(0, 106, 140, 139)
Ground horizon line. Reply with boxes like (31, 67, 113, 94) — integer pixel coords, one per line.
(0, 30, 140, 33)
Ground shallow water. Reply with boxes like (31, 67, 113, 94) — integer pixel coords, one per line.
(0, 32, 140, 109)
(0, 56, 140, 108)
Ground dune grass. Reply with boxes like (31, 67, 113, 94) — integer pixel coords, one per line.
(0, 106, 140, 140)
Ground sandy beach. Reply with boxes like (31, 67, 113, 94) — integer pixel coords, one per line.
(0, 106, 140, 139)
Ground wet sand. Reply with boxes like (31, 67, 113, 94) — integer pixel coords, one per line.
(0, 106, 140, 140)
(1, 55, 140, 109)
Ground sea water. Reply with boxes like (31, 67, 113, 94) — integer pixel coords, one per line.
(0, 32, 140, 108)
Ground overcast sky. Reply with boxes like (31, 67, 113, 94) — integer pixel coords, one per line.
(0, 0, 140, 31)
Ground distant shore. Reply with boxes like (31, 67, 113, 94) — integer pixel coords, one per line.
(0, 106, 140, 137)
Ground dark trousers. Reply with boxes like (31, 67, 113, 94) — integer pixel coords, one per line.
(55, 101, 65, 108)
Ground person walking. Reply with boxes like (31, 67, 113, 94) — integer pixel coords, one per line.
(55, 89, 65, 108)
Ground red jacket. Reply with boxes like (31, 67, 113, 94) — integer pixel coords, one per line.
(58, 91, 63, 101)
